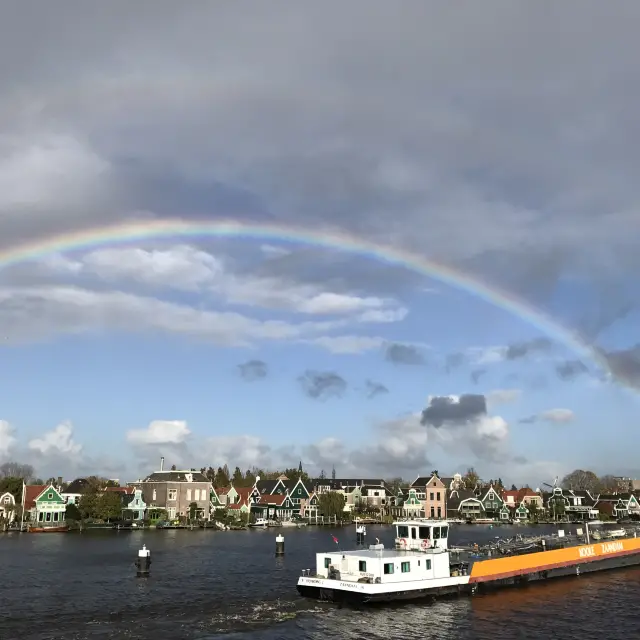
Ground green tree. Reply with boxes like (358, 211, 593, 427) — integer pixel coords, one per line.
(78, 491, 100, 520)
(65, 503, 82, 521)
(0, 476, 25, 502)
(232, 467, 244, 487)
(188, 501, 198, 521)
(215, 466, 230, 487)
(318, 491, 346, 520)
(282, 467, 311, 484)
(98, 492, 123, 521)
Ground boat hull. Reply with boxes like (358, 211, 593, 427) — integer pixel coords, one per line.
(29, 525, 69, 533)
(298, 536, 640, 605)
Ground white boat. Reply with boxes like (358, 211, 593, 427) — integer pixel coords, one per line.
(249, 518, 269, 528)
(607, 528, 627, 538)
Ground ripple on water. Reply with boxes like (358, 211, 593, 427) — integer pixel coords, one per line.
(2, 525, 640, 640)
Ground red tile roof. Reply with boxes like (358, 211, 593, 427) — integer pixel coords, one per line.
(217, 487, 231, 495)
(227, 503, 245, 510)
(517, 488, 540, 501)
(24, 485, 48, 510)
(104, 486, 134, 494)
(501, 489, 519, 504)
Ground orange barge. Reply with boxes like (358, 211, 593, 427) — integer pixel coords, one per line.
(297, 519, 640, 605)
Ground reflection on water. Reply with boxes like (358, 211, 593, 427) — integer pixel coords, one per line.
(1, 525, 639, 640)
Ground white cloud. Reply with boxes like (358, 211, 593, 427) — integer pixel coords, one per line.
(0, 420, 16, 459)
(487, 389, 522, 406)
(81, 245, 223, 291)
(304, 335, 386, 354)
(539, 408, 575, 424)
(0, 285, 351, 347)
(28, 421, 82, 456)
(127, 420, 191, 445)
(0, 134, 111, 217)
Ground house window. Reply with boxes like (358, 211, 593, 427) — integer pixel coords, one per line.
(3, 496, 11, 504)
(359, 561, 367, 572)
(46, 512, 51, 522)
(430, 507, 435, 517)
(187, 489, 192, 500)
(401, 562, 410, 573)
(436, 492, 440, 501)
(324, 558, 331, 569)
(53, 512, 59, 522)
(430, 492, 434, 500)
(384, 563, 394, 574)
(168, 489, 177, 501)
(437, 507, 442, 518)
(152, 489, 157, 501)
(48, 493, 53, 499)
(426, 559, 432, 570)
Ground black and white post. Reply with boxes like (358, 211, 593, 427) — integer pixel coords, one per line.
(356, 524, 366, 544)
(136, 544, 152, 576)
(275, 534, 285, 556)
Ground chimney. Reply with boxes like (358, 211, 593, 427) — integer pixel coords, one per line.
(160, 456, 165, 472)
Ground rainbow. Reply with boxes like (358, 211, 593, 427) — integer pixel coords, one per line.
(0, 218, 608, 375)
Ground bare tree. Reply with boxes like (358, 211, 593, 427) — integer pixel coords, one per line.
(561, 469, 601, 494)
(0, 462, 35, 482)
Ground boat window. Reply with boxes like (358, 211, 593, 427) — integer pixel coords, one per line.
(433, 527, 441, 539)
(440, 526, 449, 539)
(418, 526, 431, 539)
(324, 558, 331, 569)
(359, 561, 367, 572)
(384, 563, 394, 574)
(426, 559, 432, 570)
(411, 527, 417, 539)
(397, 525, 409, 537)
(401, 562, 410, 573)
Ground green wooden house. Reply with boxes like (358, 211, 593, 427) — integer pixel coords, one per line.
(499, 504, 511, 521)
(515, 503, 529, 520)
(210, 487, 225, 512)
(480, 486, 504, 518)
(27, 484, 67, 526)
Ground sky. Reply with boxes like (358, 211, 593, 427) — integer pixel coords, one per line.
(1, 1, 639, 486)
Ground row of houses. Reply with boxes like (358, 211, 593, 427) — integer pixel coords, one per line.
(4, 465, 639, 526)
(394, 471, 640, 522)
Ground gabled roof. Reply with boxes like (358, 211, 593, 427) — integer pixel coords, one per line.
(517, 487, 542, 500)
(63, 478, 91, 495)
(24, 484, 49, 510)
(256, 479, 285, 494)
(0, 491, 15, 504)
(235, 487, 253, 504)
(446, 489, 477, 511)
(501, 489, 520, 503)
(142, 470, 209, 483)
(480, 486, 503, 502)
(411, 476, 431, 488)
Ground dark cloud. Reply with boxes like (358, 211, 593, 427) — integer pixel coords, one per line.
(471, 369, 487, 384)
(385, 343, 426, 366)
(298, 370, 347, 400)
(505, 337, 553, 360)
(601, 345, 640, 389)
(555, 359, 588, 380)
(365, 379, 389, 399)
(421, 394, 487, 428)
(238, 359, 268, 381)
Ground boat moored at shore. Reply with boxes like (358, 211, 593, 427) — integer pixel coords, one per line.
(297, 518, 640, 605)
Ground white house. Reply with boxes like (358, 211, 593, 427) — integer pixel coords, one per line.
(0, 492, 16, 523)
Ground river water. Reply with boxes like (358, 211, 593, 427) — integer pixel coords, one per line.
(0, 524, 637, 640)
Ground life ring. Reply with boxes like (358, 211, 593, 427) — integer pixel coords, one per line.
(421, 539, 430, 550)
(400, 538, 407, 547)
